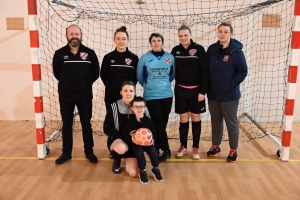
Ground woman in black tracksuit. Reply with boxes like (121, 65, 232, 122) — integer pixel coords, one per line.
(100, 26, 139, 107)
(171, 24, 209, 160)
(100, 26, 139, 158)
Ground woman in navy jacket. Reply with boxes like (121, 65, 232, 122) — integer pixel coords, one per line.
(206, 22, 248, 162)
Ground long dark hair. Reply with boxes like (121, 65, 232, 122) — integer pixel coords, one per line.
(114, 26, 129, 39)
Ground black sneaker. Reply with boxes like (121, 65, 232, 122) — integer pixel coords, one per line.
(207, 145, 221, 156)
(55, 154, 72, 165)
(138, 170, 149, 184)
(227, 149, 238, 162)
(86, 153, 98, 163)
(109, 152, 114, 159)
(112, 159, 121, 174)
(151, 168, 163, 182)
(159, 149, 171, 162)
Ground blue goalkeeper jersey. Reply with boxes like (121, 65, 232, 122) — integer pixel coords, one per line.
(137, 51, 175, 101)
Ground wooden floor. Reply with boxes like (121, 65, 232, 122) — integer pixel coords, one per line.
(0, 121, 300, 200)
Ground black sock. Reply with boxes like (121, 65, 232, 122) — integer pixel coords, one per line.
(179, 122, 189, 148)
(111, 150, 123, 161)
(192, 121, 201, 148)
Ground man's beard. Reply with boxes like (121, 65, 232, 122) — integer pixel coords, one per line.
(68, 38, 81, 47)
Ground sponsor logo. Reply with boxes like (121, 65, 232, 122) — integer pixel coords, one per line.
(149, 59, 154, 62)
(80, 52, 88, 60)
(223, 55, 229, 61)
(189, 49, 197, 56)
(125, 58, 132, 65)
(165, 57, 172, 64)
(63, 55, 69, 59)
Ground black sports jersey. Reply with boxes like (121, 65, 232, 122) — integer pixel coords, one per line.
(100, 48, 139, 103)
(171, 39, 209, 95)
(52, 44, 100, 103)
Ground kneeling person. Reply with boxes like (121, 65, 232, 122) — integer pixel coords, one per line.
(122, 97, 163, 184)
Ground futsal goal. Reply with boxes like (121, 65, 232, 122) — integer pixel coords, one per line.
(28, 0, 299, 160)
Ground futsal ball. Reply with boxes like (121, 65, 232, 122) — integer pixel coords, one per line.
(134, 128, 153, 146)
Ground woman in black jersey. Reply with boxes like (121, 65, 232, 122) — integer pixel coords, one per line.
(171, 24, 209, 160)
(100, 26, 139, 158)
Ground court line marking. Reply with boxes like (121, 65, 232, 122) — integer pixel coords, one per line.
(1, 157, 300, 162)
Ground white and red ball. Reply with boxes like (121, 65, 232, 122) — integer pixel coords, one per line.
(134, 128, 153, 146)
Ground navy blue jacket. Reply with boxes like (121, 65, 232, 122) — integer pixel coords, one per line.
(207, 39, 248, 102)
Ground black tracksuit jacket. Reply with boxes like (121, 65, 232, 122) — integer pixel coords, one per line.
(52, 44, 100, 103)
(100, 48, 139, 103)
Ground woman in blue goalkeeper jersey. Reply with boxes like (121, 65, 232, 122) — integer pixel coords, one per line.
(137, 33, 175, 162)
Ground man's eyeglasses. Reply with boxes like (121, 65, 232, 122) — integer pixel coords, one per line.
(132, 106, 146, 110)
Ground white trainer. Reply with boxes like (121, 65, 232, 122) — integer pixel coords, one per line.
(192, 147, 200, 160)
(176, 146, 187, 157)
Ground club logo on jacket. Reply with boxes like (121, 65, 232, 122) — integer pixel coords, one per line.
(223, 55, 229, 61)
(176, 51, 180, 54)
(111, 60, 115, 63)
(125, 58, 132, 65)
(165, 57, 172, 64)
(80, 52, 88, 60)
(189, 49, 197, 56)
(63, 55, 69, 59)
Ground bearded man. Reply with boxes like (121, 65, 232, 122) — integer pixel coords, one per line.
(52, 24, 100, 165)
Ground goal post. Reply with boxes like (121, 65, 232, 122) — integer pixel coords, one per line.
(28, 0, 47, 159)
(281, 0, 300, 161)
(31, 0, 299, 160)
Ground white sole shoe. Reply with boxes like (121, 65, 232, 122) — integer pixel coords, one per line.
(176, 148, 187, 158)
(192, 154, 200, 160)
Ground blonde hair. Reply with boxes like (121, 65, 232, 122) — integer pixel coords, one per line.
(178, 20, 191, 34)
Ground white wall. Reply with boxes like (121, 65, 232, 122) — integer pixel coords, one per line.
(0, 0, 33, 120)
(0, 0, 299, 122)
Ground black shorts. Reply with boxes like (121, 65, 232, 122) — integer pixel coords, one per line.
(107, 137, 135, 158)
(174, 84, 206, 114)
